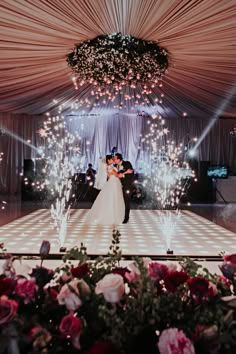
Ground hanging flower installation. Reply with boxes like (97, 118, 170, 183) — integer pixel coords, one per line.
(67, 32, 168, 88)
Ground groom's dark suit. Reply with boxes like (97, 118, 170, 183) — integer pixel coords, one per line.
(117, 160, 134, 222)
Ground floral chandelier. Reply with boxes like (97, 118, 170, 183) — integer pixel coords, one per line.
(67, 33, 168, 88)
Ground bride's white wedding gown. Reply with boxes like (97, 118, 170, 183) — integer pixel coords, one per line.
(86, 170, 125, 225)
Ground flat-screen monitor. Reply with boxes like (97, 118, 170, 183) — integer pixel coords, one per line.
(207, 165, 228, 179)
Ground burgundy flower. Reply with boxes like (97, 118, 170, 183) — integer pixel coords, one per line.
(187, 277, 209, 298)
(217, 275, 231, 287)
(47, 287, 59, 301)
(30, 266, 54, 289)
(223, 253, 236, 264)
(0, 298, 18, 325)
(71, 263, 90, 278)
(87, 341, 120, 354)
(59, 312, 81, 337)
(59, 312, 81, 350)
(112, 267, 130, 280)
(0, 277, 14, 296)
(191, 324, 207, 343)
(15, 278, 38, 303)
(165, 271, 189, 293)
(148, 262, 169, 281)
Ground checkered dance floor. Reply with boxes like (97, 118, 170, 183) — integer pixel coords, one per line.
(0, 209, 235, 256)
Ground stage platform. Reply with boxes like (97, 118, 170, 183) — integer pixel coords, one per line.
(0, 209, 235, 257)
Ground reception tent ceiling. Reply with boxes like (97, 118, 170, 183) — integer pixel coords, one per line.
(0, 0, 236, 118)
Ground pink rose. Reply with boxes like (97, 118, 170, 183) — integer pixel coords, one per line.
(217, 275, 231, 287)
(95, 274, 124, 303)
(0, 298, 18, 325)
(208, 282, 218, 297)
(127, 261, 141, 276)
(60, 271, 72, 283)
(158, 328, 195, 354)
(57, 279, 90, 311)
(125, 271, 139, 283)
(15, 278, 38, 303)
(59, 312, 81, 350)
(148, 262, 169, 281)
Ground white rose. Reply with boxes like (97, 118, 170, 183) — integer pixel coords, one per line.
(95, 274, 125, 303)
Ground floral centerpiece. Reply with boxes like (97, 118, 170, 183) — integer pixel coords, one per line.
(66, 33, 168, 87)
(1, 233, 236, 354)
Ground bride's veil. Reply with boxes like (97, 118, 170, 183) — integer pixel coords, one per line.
(94, 157, 107, 190)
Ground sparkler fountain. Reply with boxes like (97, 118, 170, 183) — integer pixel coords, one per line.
(37, 114, 82, 252)
(141, 114, 195, 254)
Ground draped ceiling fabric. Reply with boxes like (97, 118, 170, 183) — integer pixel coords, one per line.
(0, 0, 235, 117)
(0, 0, 236, 193)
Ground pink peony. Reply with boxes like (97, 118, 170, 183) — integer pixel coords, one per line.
(148, 262, 169, 281)
(158, 328, 195, 354)
(15, 278, 38, 303)
(95, 273, 125, 303)
(0, 298, 18, 325)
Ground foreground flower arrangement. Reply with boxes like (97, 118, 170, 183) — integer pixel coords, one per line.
(1, 233, 236, 354)
(67, 32, 168, 87)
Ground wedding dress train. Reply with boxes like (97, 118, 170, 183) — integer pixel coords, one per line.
(86, 175, 125, 225)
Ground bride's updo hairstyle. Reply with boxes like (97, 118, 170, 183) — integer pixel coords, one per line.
(106, 154, 113, 164)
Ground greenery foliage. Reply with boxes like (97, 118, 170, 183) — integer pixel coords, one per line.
(1, 232, 236, 354)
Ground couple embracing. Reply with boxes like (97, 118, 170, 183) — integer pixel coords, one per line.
(87, 153, 134, 225)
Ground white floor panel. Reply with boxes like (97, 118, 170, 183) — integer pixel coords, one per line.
(0, 209, 235, 256)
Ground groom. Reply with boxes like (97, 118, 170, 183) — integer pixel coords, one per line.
(113, 153, 134, 224)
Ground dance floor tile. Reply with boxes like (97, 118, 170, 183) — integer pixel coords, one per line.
(0, 209, 236, 256)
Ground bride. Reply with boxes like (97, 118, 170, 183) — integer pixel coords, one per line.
(86, 154, 125, 225)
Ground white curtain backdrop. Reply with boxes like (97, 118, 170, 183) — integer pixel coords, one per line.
(0, 112, 236, 194)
